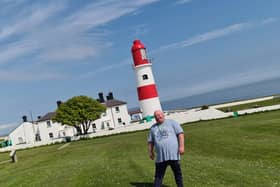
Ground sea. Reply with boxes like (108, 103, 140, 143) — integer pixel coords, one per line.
(161, 77, 280, 110)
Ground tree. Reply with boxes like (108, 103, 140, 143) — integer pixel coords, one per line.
(53, 96, 106, 135)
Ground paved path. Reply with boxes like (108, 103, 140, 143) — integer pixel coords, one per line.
(57, 143, 71, 150)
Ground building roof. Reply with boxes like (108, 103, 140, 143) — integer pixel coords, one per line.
(37, 112, 56, 122)
(36, 99, 127, 122)
(128, 108, 142, 115)
(104, 99, 127, 107)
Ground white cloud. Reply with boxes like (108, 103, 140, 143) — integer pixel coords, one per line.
(175, 0, 192, 5)
(156, 22, 252, 52)
(0, 2, 66, 40)
(0, 123, 18, 135)
(79, 59, 131, 79)
(0, 0, 159, 81)
(155, 18, 279, 53)
(0, 0, 159, 65)
(0, 123, 18, 130)
(161, 65, 280, 100)
(133, 24, 150, 37)
(0, 69, 65, 81)
(261, 17, 278, 25)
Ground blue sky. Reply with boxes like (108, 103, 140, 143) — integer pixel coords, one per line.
(1, 0, 280, 135)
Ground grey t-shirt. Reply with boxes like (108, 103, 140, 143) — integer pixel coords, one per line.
(148, 119, 184, 163)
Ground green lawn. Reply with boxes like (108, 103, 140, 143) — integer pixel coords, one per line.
(218, 97, 280, 112)
(1, 110, 280, 187)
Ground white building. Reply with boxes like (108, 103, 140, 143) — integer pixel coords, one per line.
(5, 92, 131, 149)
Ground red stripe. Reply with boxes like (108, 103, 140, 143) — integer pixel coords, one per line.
(137, 84, 158, 100)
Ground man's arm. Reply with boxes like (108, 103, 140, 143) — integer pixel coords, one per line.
(148, 142, 155, 160)
(178, 133, 184, 155)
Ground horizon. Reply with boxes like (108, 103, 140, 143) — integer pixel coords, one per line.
(0, 0, 280, 135)
(1, 78, 280, 137)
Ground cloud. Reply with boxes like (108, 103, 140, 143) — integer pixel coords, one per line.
(156, 22, 252, 52)
(0, 1, 159, 64)
(0, 0, 159, 81)
(0, 123, 18, 130)
(261, 17, 278, 25)
(0, 1, 67, 41)
(175, 0, 192, 5)
(161, 65, 280, 100)
(0, 69, 65, 81)
(0, 123, 18, 136)
(133, 24, 150, 37)
(154, 18, 279, 54)
(79, 59, 131, 79)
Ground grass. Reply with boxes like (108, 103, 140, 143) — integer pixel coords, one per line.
(218, 97, 280, 112)
(1, 110, 280, 187)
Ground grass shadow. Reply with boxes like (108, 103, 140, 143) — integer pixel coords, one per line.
(130, 182, 170, 187)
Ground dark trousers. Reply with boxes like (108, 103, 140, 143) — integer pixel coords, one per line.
(154, 160, 183, 187)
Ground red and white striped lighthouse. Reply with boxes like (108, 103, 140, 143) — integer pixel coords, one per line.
(131, 39, 162, 117)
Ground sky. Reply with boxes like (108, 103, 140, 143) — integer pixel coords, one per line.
(0, 0, 280, 135)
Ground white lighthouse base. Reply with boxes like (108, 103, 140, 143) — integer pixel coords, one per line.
(140, 97, 162, 118)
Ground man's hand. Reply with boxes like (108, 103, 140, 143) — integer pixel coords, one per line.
(148, 142, 154, 160)
(149, 151, 155, 160)
(179, 145, 184, 155)
(178, 133, 185, 155)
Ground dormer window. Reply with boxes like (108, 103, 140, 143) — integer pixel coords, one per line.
(47, 121, 51, 127)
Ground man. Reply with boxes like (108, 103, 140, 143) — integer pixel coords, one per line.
(148, 110, 184, 187)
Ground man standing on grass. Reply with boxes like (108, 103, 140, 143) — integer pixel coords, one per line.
(148, 110, 185, 187)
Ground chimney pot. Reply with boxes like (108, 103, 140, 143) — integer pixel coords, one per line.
(108, 92, 114, 100)
(98, 92, 105, 103)
(22, 116, 27, 122)
(57, 100, 62, 107)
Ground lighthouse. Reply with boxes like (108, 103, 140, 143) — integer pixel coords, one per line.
(131, 40, 162, 118)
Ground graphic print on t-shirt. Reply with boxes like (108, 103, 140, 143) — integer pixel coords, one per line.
(155, 126, 169, 141)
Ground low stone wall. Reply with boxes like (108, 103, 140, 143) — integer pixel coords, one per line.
(1, 103, 280, 152)
(237, 104, 280, 115)
(211, 96, 274, 109)
(0, 138, 65, 152)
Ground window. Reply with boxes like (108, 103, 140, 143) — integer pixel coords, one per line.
(49, 133, 54, 138)
(142, 74, 148, 80)
(101, 122, 105, 130)
(92, 123, 96, 129)
(140, 49, 147, 60)
(35, 134, 41, 141)
(18, 137, 24, 144)
(118, 118, 122, 123)
(115, 106, 120, 112)
(46, 121, 51, 127)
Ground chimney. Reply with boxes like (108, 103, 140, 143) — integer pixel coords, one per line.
(108, 92, 114, 100)
(57, 100, 62, 107)
(98, 92, 105, 103)
(22, 116, 27, 122)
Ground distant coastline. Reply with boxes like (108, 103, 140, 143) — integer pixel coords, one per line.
(161, 77, 280, 110)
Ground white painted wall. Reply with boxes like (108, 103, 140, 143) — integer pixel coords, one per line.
(6, 103, 131, 149)
(9, 122, 36, 145)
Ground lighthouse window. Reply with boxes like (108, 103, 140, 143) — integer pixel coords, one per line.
(140, 49, 147, 60)
(142, 74, 149, 80)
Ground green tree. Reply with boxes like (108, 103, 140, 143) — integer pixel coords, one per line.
(53, 96, 106, 135)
